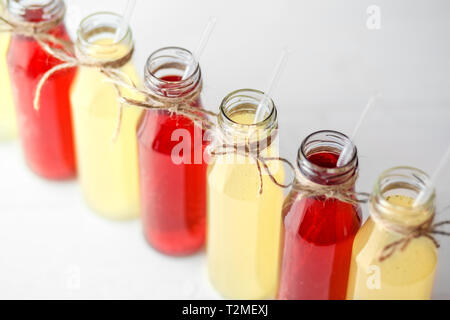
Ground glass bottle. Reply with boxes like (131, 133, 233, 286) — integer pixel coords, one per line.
(347, 167, 437, 300)
(0, 2, 16, 140)
(137, 47, 208, 255)
(70, 12, 142, 219)
(278, 130, 362, 300)
(6, 0, 76, 179)
(207, 89, 285, 299)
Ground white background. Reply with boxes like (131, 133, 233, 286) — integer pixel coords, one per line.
(0, 0, 449, 299)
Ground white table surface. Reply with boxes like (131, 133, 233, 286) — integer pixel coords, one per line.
(0, 0, 449, 299)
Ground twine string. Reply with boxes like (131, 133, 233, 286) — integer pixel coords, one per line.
(0, 2, 342, 197)
(290, 169, 370, 206)
(115, 81, 218, 136)
(209, 130, 296, 195)
(373, 204, 450, 262)
(33, 41, 135, 110)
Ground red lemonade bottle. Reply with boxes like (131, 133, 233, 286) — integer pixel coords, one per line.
(278, 130, 362, 300)
(137, 47, 209, 256)
(6, 0, 76, 179)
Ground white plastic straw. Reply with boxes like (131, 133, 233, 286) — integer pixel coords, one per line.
(254, 48, 290, 123)
(336, 94, 379, 167)
(414, 146, 450, 206)
(114, 0, 137, 43)
(182, 17, 217, 80)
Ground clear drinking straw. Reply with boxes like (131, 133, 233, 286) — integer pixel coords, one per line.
(182, 17, 217, 80)
(254, 48, 290, 123)
(336, 94, 379, 167)
(414, 146, 450, 207)
(114, 0, 137, 43)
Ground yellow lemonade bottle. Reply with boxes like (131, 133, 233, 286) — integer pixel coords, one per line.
(347, 167, 438, 300)
(207, 89, 285, 299)
(0, 3, 16, 140)
(70, 13, 142, 219)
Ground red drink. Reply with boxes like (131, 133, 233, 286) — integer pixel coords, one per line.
(7, 6, 76, 179)
(278, 132, 362, 300)
(137, 70, 208, 256)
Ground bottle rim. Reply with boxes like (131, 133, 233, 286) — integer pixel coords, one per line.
(145, 46, 199, 83)
(77, 12, 133, 51)
(297, 130, 358, 185)
(371, 166, 435, 224)
(144, 46, 202, 98)
(7, 0, 65, 22)
(219, 88, 276, 129)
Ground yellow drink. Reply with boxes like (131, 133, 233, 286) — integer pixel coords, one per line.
(0, 24, 16, 140)
(347, 194, 437, 300)
(207, 103, 284, 299)
(70, 25, 142, 219)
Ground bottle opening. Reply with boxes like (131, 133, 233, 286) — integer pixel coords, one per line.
(220, 89, 276, 126)
(144, 47, 201, 98)
(372, 167, 435, 225)
(218, 89, 278, 144)
(7, 0, 64, 22)
(77, 12, 133, 61)
(298, 130, 358, 185)
(214, 89, 280, 164)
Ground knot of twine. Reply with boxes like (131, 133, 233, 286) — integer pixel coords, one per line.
(0, 5, 69, 46)
(0, 4, 137, 135)
(33, 40, 134, 109)
(289, 169, 370, 206)
(372, 204, 450, 262)
(209, 129, 296, 195)
(29, 33, 149, 141)
(115, 80, 218, 134)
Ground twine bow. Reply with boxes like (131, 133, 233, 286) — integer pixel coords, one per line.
(0, 3, 151, 141)
(32, 39, 139, 140)
(289, 169, 370, 206)
(114, 80, 218, 132)
(375, 205, 450, 262)
(209, 129, 296, 195)
(0, 4, 135, 140)
(32, 40, 134, 109)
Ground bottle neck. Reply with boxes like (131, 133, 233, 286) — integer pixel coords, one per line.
(144, 47, 202, 98)
(370, 167, 435, 228)
(7, 0, 65, 23)
(217, 89, 278, 147)
(76, 12, 133, 63)
(297, 130, 358, 186)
